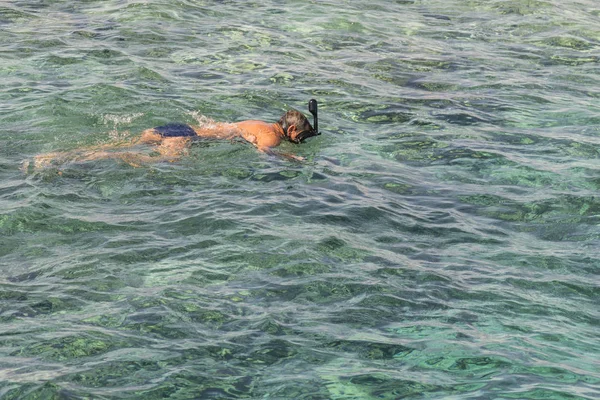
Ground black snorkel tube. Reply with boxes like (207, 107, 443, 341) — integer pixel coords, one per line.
(308, 99, 320, 136)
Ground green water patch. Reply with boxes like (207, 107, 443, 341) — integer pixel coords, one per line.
(332, 101, 413, 125)
(312, 35, 371, 53)
(0, 285, 29, 304)
(486, 164, 561, 188)
(348, 57, 455, 88)
(0, 6, 39, 23)
(12, 331, 128, 362)
(215, 248, 297, 276)
(107, 244, 197, 266)
(44, 54, 84, 67)
(250, 168, 303, 182)
(112, 2, 193, 23)
(251, 278, 371, 307)
(25, 85, 149, 140)
(119, 303, 204, 339)
(500, 387, 593, 399)
(386, 325, 516, 387)
(546, 54, 600, 67)
(459, 193, 511, 207)
(65, 277, 128, 301)
(81, 48, 131, 66)
(325, 373, 443, 399)
(183, 267, 232, 287)
(22, 296, 87, 318)
(381, 181, 414, 195)
(418, 352, 512, 377)
(484, 251, 599, 276)
(321, 16, 367, 34)
(326, 339, 412, 362)
(434, 152, 572, 189)
(540, 35, 594, 50)
(356, 107, 413, 125)
(3, 365, 253, 399)
(82, 312, 127, 330)
(314, 78, 373, 98)
(388, 322, 464, 341)
(0, 207, 58, 236)
(0, 204, 134, 236)
(240, 338, 298, 366)
(20, 37, 68, 54)
(356, 293, 445, 315)
(491, 0, 554, 15)
(400, 58, 455, 73)
(460, 193, 600, 226)
(116, 27, 170, 45)
(214, 230, 369, 273)
(504, 277, 599, 305)
(315, 236, 371, 261)
(489, 297, 596, 329)
(368, 138, 494, 164)
(123, 371, 253, 400)
(435, 110, 497, 126)
(567, 166, 600, 191)
(0, 382, 70, 400)
(486, 130, 541, 146)
(216, 26, 280, 51)
(271, 261, 333, 278)
(560, 139, 600, 159)
(358, 56, 454, 74)
(414, 80, 460, 92)
(66, 359, 166, 389)
(511, 359, 600, 386)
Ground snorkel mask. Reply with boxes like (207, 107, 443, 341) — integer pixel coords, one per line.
(292, 99, 322, 143)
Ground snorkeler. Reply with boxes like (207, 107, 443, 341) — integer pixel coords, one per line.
(33, 100, 320, 168)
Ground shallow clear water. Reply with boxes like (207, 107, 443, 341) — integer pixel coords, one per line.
(1, 0, 599, 398)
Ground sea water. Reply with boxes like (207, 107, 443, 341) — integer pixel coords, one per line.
(0, 0, 598, 398)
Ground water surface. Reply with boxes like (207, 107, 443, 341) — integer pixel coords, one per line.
(1, 0, 599, 398)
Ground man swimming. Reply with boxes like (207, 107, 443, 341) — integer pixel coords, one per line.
(32, 101, 320, 168)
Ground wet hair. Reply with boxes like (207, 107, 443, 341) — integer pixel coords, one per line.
(277, 109, 314, 138)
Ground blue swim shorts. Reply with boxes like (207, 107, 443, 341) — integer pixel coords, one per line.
(154, 123, 197, 137)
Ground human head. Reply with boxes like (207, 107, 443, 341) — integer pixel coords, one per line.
(278, 109, 317, 144)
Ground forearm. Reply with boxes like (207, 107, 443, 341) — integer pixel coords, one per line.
(258, 147, 305, 162)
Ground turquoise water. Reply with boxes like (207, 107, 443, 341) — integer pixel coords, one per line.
(1, 0, 599, 398)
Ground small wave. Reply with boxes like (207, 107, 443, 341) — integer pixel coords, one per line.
(101, 113, 144, 127)
(101, 113, 144, 140)
(186, 111, 218, 129)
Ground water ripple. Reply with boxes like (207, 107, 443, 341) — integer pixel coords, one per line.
(1, 0, 599, 398)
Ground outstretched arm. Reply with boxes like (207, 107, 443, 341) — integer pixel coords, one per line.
(258, 147, 305, 162)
